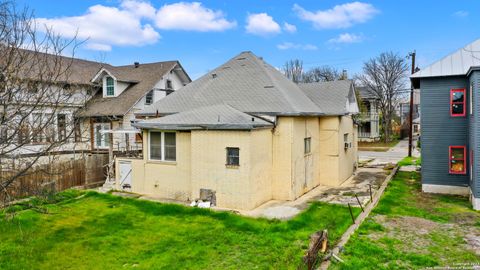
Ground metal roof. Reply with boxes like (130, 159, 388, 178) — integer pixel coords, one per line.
(411, 38, 480, 79)
(139, 51, 324, 116)
(134, 104, 274, 130)
(298, 80, 359, 115)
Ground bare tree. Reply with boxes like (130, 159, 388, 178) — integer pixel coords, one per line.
(283, 59, 304, 83)
(303, 66, 343, 83)
(0, 1, 88, 204)
(356, 52, 408, 142)
(283, 60, 347, 83)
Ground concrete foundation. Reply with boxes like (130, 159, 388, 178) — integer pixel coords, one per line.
(422, 184, 470, 196)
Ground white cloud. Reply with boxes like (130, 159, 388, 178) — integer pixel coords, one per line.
(283, 22, 297, 33)
(121, 0, 156, 19)
(293, 2, 379, 29)
(155, 2, 236, 31)
(277, 42, 317, 50)
(328, 33, 364, 44)
(453, 10, 468, 18)
(36, 3, 160, 51)
(245, 13, 281, 36)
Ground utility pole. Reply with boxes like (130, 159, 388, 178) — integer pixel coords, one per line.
(408, 51, 416, 157)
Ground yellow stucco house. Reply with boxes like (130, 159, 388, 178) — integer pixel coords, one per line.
(115, 52, 359, 210)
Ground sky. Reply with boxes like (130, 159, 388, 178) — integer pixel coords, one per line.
(19, 0, 480, 79)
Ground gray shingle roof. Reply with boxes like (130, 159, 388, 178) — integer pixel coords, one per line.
(134, 104, 273, 130)
(10, 48, 107, 85)
(140, 51, 323, 116)
(411, 38, 480, 79)
(356, 86, 378, 100)
(77, 61, 188, 117)
(298, 80, 357, 115)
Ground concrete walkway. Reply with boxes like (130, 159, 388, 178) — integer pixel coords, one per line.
(242, 139, 416, 220)
(359, 138, 419, 165)
(241, 166, 390, 220)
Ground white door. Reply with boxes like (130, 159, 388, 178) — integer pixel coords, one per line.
(119, 161, 132, 191)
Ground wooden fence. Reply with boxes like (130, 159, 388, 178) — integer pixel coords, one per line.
(1, 154, 108, 202)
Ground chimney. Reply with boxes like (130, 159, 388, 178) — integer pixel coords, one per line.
(341, 69, 348, 80)
(134, 62, 140, 68)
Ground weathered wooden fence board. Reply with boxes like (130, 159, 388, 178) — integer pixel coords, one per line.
(1, 154, 108, 202)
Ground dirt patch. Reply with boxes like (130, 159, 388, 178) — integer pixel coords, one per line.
(464, 233, 480, 255)
(451, 212, 480, 226)
(374, 215, 440, 235)
(369, 215, 480, 260)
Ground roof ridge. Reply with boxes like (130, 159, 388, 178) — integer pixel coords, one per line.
(251, 53, 321, 113)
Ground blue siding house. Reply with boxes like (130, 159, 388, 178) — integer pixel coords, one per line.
(411, 39, 480, 210)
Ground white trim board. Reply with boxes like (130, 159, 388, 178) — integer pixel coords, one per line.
(422, 184, 469, 196)
(471, 195, 480, 211)
(470, 189, 480, 211)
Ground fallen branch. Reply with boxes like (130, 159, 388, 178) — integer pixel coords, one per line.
(303, 229, 328, 270)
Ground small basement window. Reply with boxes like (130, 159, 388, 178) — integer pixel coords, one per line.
(226, 147, 240, 166)
(450, 89, 465, 117)
(304, 137, 311, 154)
(449, 146, 466, 174)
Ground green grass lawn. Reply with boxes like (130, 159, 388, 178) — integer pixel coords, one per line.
(0, 191, 359, 270)
(330, 170, 480, 269)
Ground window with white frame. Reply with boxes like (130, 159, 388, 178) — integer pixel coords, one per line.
(57, 114, 66, 141)
(106, 76, 115, 96)
(145, 90, 154, 105)
(166, 79, 173, 90)
(149, 131, 176, 161)
(94, 123, 110, 149)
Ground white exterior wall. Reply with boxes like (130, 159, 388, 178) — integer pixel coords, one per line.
(107, 68, 187, 152)
(1, 85, 93, 157)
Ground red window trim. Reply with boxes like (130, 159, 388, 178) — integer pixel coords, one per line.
(450, 88, 466, 117)
(449, 146, 466, 174)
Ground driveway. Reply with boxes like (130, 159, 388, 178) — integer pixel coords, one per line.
(359, 138, 419, 165)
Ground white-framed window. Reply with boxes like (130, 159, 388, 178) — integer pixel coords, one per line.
(166, 79, 173, 90)
(94, 123, 110, 149)
(57, 114, 66, 141)
(106, 76, 115, 96)
(145, 90, 154, 105)
(149, 131, 176, 161)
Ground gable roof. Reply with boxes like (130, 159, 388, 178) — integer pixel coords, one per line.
(134, 104, 273, 130)
(5, 48, 108, 85)
(411, 38, 480, 80)
(356, 86, 378, 100)
(140, 51, 323, 117)
(77, 61, 188, 117)
(298, 80, 359, 115)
